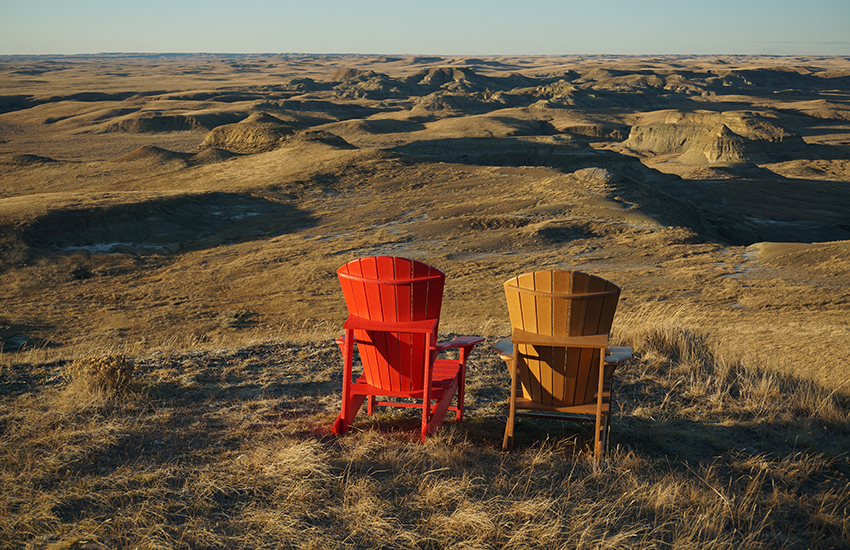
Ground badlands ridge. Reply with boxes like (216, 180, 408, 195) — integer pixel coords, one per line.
(0, 53, 848, 385)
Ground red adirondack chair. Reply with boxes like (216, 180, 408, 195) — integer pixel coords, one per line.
(332, 256, 484, 440)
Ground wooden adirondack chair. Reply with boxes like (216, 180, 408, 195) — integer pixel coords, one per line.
(494, 270, 632, 457)
(332, 256, 484, 441)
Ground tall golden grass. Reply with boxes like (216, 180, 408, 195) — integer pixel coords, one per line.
(1, 307, 848, 549)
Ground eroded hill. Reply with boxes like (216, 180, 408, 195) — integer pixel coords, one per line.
(1, 53, 849, 385)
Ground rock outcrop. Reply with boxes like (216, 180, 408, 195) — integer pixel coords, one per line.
(622, 110, 806, 164)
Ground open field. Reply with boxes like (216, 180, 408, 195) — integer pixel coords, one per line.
(1, 53, 850, 548)
(2, 310, 849, 549)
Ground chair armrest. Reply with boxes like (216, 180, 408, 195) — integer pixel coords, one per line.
(605, 346, 633, 364)
(435, 336, 485, 350)
(492, 338, 513, 360)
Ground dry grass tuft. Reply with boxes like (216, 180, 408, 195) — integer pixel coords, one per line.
(63, 354, 134, 396)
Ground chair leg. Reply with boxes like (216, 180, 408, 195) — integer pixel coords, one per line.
(420, 340, 434, 441)
(593, 352, 607, 458)
(502, 408, 515, 451)
(604, 380, 613, 450)
(601, 409, 611, 453)
(594, 401, 614, 457)
(423, 376, 460, 440)
(593, 413, 605, 458)
(455, 359, 466, 422)
(503, 356, 518, 451)
(455, 344, 475, 422)
(332, 394, 366, 435)
(601, 374, 615, 454)
(333, 328, 364, 436)
(420, 396, 432, 442)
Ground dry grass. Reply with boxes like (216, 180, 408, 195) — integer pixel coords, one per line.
(63, 355, 134, 396)
(1, 312, 848, 549)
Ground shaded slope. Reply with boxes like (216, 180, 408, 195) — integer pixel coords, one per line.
(16, 192, 315, 257)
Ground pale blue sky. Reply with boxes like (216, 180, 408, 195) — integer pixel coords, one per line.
(1, 0, 848, 56)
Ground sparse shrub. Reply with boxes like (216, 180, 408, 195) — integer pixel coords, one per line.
(628, 319, 712, 372)
(217, 309, 256, 329)
(64, 354, 134, 394)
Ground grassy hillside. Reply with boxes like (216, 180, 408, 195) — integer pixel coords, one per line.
(2, 308, 848, 549)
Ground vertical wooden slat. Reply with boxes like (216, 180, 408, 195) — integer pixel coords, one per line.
(420, 261, 443, 322)
(552, 345, 568, 406)
(342, 259, 377, 386)
(505, 275, 528, 400)
(361, 257, 381, 319)
(358, 257, 385, 389)
(598, 282, 620, 335)
(377, 257, 402, 391)
(408, 261, 429, 391)
(505, 277, 529, 402)
(584, 275, 607, 334)
(532, 271, 554, 406)
(348, 261, 371, 387)
(354, 258, 384, 386)
(552, 271, 571, 338)
(517, 273, 542, 403)
(551, 271, 570, 405)
(578, 275, 606, 403)
(375, 256, 398, 321)
(515, 272, 538, 333)
(569, 272, 590, 336)
(393, 259, 414, 391)
(341, 258, 366, 316)
(570, 272, 592, 406)
(533, 271, 554, 336)
(563, 343, 581, 406)
(504, 276, 524, 330)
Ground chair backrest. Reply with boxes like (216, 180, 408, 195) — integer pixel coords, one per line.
(504, 270, 620, 407)
(337, 256, 445, 392)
